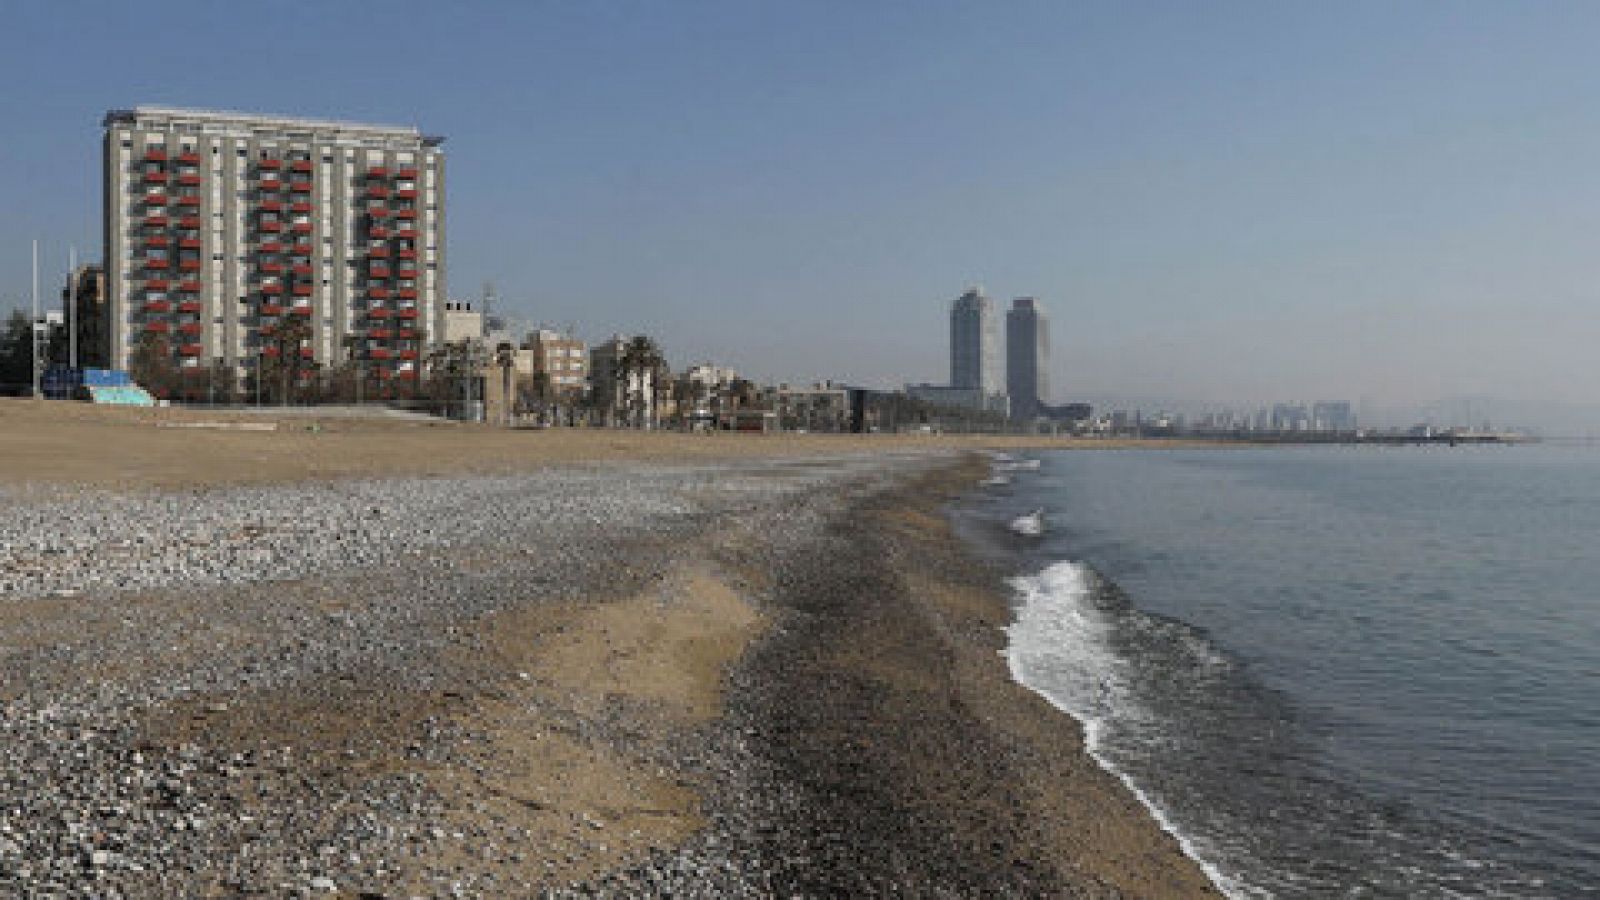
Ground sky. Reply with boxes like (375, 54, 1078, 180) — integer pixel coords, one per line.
(3, 1, 1600, 430)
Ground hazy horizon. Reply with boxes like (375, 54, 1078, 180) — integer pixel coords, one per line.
(4, 2, 1600, 430)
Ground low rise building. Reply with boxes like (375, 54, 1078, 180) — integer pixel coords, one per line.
(443, 300, 483, 344)
(528, 329, 588, 397)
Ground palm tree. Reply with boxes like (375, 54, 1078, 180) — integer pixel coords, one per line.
(271, 317, 313, 405)
(616, 335, 665, 428)
(495, 340, 516, 426)
(529, 370, 553, 424)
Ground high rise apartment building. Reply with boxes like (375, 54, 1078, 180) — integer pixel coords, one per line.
(1006, 296, 1048, 419)
(102, 106, 445, 386)
(950, 286, 1000, 394)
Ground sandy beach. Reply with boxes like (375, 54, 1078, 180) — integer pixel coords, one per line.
(0, 401, 1214, 896)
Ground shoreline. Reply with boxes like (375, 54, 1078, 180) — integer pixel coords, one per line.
(0, 449, 1217, 895)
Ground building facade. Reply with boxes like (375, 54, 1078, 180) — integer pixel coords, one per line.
(1006, 295, 1048, 420)
(442, 301, 483, 344)
(950, 286, 1001, 395)
(528, 329, 588, 397)
(102, 106, 445, 388)
(63, 264, 109, 369)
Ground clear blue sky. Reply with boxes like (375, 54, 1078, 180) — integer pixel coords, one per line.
(4, 1, 1600, 428)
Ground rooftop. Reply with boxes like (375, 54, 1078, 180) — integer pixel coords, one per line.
(104, 106, 444, 146)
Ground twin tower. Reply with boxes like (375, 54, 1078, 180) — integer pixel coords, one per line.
(950, 287, 1048, 420)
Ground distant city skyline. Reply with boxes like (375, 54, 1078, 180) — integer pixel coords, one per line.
(8, 3, 1600, 429)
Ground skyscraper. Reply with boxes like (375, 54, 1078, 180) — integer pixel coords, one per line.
(103, 106, 446, 388)
(949, 286, 1000, 394)
(1006, 296, 1048, 419)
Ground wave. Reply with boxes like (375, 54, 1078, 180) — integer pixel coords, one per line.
(1003, 560, 1252, 898)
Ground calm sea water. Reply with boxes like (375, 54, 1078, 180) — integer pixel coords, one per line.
(962, 446, 1600, 897)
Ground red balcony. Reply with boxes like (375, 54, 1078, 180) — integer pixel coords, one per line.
(178, 173, 201, 187)
(290, 201, 312, 213)
(179, 237, 202, 250)
(368, 287, 390, 299)
(145, 193, 169, 206)
(291, 222, 312, 234)
(178, 152, 200, 165)
(145, 235, 170, 248)
(395, 209, 417, 220)
(367, 166, 389, 178)
(145, 279, 171, 292)
(367, 185, 388, 198)
(260, 178, 283, 191)
(398, 288, 418, 300)
(368, 246, 390, 258)
(178, 260, 201, 272)
(260, 200, 283, 213)
(399, 369, 418, 381)
(397, 229, 417, 241)
(300, 347, 315, 359)
(290, 267, 312, 280)
(368, 328, 392, 339)
(143, 300, 171, 313)
(262, 346, 281, 358)
(258, 158, 282, 171)
(179, 215, 201, 229)
(260, 262, 284, 274)
(178, 280, 201, 294)
(369, 225, 389, 239)
(291, 160, 313, 173)
(144, 148, 167, 162)
(370, 265, 391, 277)
(398, 249, 417, 260)
(259, 221, 283, 233)
(397, 268, 418, 279)
(178, 301, 203, 313)
(142, 172, 168, 185)
(292, 304, 314, 315)
(291, 242, 313, 255)
(177, 195, 201, 208)
(397, 308, 419, 320)
(144, 258, 170, 270)
(261, 282, 284, 294)
(145, 321, 170, 333)
(260, 241, 284, 253)
(368, 308, 392, 320)
(367, 207, 389, 219)
(144, 214, 169, 227)
(178, 322, 203, 336)
(396, 189, 417, 200)
(397, 328, 417, 340)
(261, 303, 285, 316)
(399, 349, 418, 360)
(292, 284, 312, 296)
(397, 168, 418, 179)
(179, 344, 203, 357)
(370, 348, 393, 360)
(259, 324, 277, 337)
(289, 180, 312, 193)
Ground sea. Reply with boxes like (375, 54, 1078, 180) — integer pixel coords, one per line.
(959, 445, 1600, 897)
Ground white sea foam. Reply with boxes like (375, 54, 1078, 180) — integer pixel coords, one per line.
(1004, 560, 1255, 899)
(995, 457, 1041, 471)
(1009, 509, 1045, 536)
